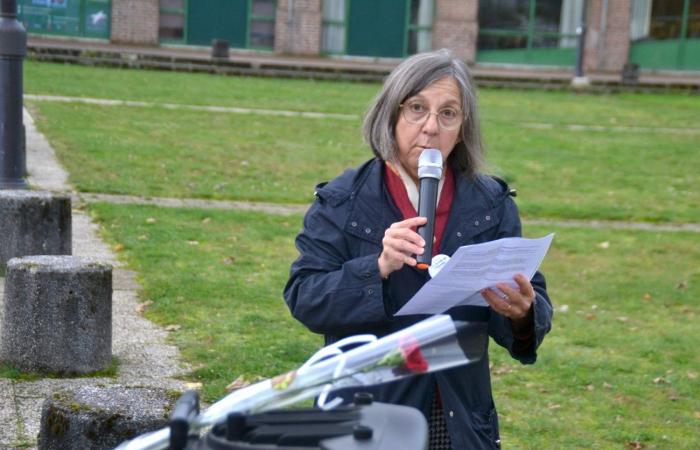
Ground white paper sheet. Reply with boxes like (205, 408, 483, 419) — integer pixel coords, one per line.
(395, 234, 554, 316)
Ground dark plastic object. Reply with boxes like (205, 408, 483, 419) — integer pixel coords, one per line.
(170, 390, 200, 450)
(195, 400, 427, 450)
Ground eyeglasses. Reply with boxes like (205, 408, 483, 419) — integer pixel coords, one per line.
(399, 101, 462, 131)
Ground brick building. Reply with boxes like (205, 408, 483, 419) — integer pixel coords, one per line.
(16, 1, 700, 73)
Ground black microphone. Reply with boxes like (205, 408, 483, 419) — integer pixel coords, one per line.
(415, 149, 443, 270)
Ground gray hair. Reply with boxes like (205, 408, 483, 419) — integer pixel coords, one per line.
(363, 49, 484, 179)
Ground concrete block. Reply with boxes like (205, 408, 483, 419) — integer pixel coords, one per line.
(0, 255, 112, 374)
(38, 385, 176, 450)
(0, 190, 71, 276)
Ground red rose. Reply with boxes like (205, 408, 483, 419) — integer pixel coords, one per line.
(399, 336, 429, 373)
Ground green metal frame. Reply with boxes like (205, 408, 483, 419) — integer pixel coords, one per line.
(321, 0, 435, 57)
(630, 0, 699, 71)
(403, 0, 436, 56)
(159, 0, 189, 44)
(477, 0, 579, 66)
(246, 0, 277, 51)
(18, 0, 111, 40)
(320, 0, 350, 55)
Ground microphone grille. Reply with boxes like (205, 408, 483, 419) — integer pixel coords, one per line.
(418, 149, 443, 180)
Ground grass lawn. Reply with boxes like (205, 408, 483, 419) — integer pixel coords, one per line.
(27, 97, 700, 222)
(15, 61, 700, 448)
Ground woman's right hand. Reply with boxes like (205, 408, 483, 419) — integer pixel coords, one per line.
(378, 216, 427, 279)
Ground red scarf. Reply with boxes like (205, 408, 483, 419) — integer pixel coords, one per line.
(384, 162, 455, 255)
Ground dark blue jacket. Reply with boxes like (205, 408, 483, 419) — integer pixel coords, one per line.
(284, 158, 552, 450)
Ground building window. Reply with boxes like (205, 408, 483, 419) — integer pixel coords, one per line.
(322, 0, 346, 54)
(477, 0, 584, 65)
(249, 0, 276, 49)
(159, 0, 186, 42)
(630, 0, 700, 43)
(407, 0, 434, 54)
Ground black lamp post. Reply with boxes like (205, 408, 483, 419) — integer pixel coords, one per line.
(0, 0, 27, 189)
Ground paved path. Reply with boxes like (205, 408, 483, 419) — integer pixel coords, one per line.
(0, 112, 189, 450)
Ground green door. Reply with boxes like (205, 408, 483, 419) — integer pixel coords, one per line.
(346, 0, 408, 57)
(187, 0, 248, 47)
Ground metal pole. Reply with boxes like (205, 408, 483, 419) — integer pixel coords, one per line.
(0, 0, 28, 189)
(574, 0, 588, 78)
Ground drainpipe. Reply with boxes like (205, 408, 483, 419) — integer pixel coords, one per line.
(0, 0, 27, 189)
(286, 0, 295, 54)
(574, 0, 588, 78)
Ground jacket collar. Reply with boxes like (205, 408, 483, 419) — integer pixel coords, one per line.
(345, 159, 400, 245)
(339, 158, 510, 251)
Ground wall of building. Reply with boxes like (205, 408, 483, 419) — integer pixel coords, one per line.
(585, 0, 632, 72)
(433, 0, 478, 62)
(110, 0, 159, 45)
(274, 0, 321, 55)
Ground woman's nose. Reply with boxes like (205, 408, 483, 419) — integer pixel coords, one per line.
(421, 112, 440, 134)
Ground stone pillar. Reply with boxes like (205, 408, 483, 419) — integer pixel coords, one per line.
(0, 190, 71, 276)
(584, 0, 632, 73)
(433, 0, 479, 63)
(0, 256, 112, 375)
(274, 0, 322, 55)
(38, 386, 177, 450)
(110, 0, 159, 45)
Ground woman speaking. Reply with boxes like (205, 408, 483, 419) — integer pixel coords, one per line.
(284, 49, 553, 450)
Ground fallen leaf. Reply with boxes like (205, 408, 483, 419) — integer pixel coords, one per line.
(586, 384, 595, 391)
(597, 241, 610, 249)
(558, 304, 569, 313)
(616, 316, 629, 323)
(676, 281, 688, 289)
(137, 235, 148, 241)
(491, 365, 511, 376)
(165, 324, 181, 332)
(694, 411, 700, 419)
(222, 256, 235, 265)
(202, 217, 211, 224)
(653, 377, 669, 385)
(226, 375, 251, 392)
(135, 300, 154, 314)
(113, 244, 125, 252)
(184, 382, 202, 391)
(585, 314, 596, 321)
(187, 240, 200, 246)
(146, 217, 157, 224)
(547, 403, 561, 410)
(603, 382, 613, 389)
(643, 293, 652, 301)
(687, 371, 697, 380)
(591, 304, 598, 310)
(626, 441, 643, 450)
(667, 390, 680, 401)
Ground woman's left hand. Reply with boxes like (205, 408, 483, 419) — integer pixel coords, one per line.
(481, 273, 535, 323)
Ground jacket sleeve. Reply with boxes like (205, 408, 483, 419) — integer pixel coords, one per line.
(283, 201, 389, 336)
(487, 197, 553, 364)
